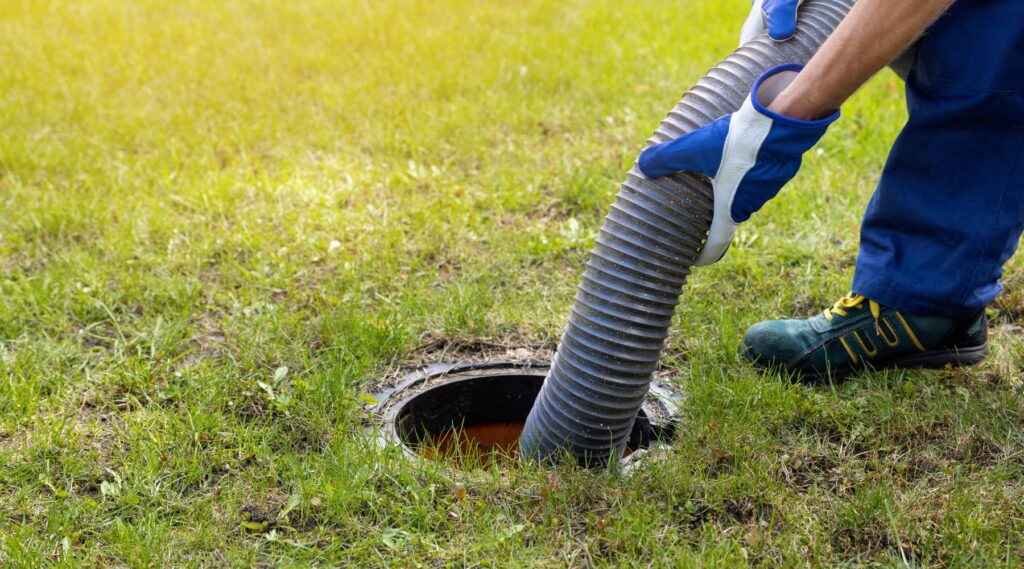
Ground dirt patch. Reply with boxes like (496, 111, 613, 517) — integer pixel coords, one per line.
(901, 451, 948, 480)
(73, 403, 125, 459)
(0, 342, 16, 371)
(673, 495, 775, 530)
(831, 514, 928, 565)
(779, 448, 849, 493)
(831, 526, 898, 562)
(0, 402, 124, 502)
(179, 311, 230, 369)
(406, 333, 556, 366)
(78, 321, 118, 351)
(0, 251, 48, 276)
(723, 496, 774, 525)
(238, 493, 298, 532)
(0, 432, 20, 454)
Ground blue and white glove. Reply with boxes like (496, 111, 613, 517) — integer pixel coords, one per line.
(637, 64, 839, 266)
(739, 0, 803, 45)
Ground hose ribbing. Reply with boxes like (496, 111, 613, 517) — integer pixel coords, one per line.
(520, 0, 856, 466)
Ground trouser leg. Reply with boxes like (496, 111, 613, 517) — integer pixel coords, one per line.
(852, 0, 1024, 318)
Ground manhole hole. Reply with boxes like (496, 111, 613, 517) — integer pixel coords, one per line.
(368, 361, 681, 468)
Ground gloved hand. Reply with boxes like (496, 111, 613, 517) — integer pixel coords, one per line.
(739, 0, 803, 45)
(637, 64, 839, 266)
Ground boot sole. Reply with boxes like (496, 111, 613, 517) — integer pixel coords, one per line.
(752, 343, 989, 383)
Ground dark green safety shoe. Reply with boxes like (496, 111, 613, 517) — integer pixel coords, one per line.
(742, 293, 988, 381)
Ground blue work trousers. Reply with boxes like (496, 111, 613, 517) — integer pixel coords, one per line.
(852, 0, 1024, 318)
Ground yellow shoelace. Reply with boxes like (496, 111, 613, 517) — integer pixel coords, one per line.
(824, 293, 881, 327)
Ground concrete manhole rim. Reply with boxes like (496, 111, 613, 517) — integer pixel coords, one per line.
(366, 360, 684, 468)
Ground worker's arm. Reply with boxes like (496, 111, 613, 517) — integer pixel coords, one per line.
(769, 0, 955, 120)
(638, 0, 955, 265)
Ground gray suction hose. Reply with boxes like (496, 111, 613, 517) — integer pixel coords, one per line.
(520, 0, 856, 466)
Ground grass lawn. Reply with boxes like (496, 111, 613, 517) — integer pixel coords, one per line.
(3, 0, 1024, 566)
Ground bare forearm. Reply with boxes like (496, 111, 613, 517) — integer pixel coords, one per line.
(768, 0, 955, 120)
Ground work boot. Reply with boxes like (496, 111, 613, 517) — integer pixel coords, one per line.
(742, 293, 988, 381)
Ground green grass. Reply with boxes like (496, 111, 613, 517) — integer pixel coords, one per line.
(2, 0, 1024, 566)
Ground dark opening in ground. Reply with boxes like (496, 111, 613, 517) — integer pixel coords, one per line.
(390, 371, 656, 464)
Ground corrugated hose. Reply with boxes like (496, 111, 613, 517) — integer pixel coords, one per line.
(520, 0, 857, 466)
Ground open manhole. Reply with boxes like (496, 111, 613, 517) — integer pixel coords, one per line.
(368, 361, 681, 467)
